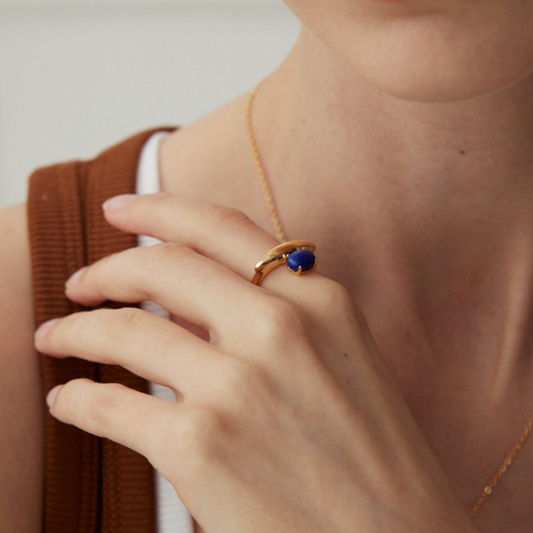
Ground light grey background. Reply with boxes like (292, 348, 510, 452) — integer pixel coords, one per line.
(0, 0, 299, 208)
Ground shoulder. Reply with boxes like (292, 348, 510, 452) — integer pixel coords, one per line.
(159, 92, 272, 231)
(0, 202, 43, 531)
(0, 203, 38, 399)
(0, 203, 33, 323)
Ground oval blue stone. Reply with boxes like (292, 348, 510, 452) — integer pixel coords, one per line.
(287, 248, 316, 274)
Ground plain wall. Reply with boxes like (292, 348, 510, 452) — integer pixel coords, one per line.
(0, 0, 300, 208)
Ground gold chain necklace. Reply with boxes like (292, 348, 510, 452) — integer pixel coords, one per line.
(245, 83, 533, 519)
(246, 84, 287, 244)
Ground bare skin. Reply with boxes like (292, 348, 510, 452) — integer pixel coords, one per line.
(157, 23, 533, 532)
(3, 0, 533, 531)
(0, 204, 43, 533)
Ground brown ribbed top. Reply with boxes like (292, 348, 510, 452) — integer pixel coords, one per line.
(27, 127, 176, 533)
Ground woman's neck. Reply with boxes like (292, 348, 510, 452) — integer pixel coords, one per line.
(254, 26, 533, 390)
(259, 26, 533, 237)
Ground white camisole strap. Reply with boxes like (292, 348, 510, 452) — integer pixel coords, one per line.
(136, 131, 194, 533)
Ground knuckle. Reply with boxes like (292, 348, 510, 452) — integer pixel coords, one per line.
(53, 379, 101, 423)
(143, 192, 175, 213)
(177, 408, 225, 461)
(311, 279, 368, 335)
(198, 204, 254, 236)
(324, 280, 368, 326)
(110, 307, 146, 340)
(143, 242, 193, 269)
(251, 295, 306, 342)
(153, 191, 174, 204)
(52, 311, 96, 350)
(217, 358, 269, 400)
(82, 384, 118, 426)
(316, 279, 355, 313)
(80, 382, 131, 431)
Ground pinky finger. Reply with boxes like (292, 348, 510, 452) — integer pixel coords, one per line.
(47, 379, 178, 461)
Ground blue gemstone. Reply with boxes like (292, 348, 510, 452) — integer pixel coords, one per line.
(287, 249, 316, 274)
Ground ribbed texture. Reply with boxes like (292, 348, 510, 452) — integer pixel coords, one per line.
(27, 127, 176, 533)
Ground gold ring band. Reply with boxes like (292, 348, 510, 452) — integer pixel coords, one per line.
(251, 240, 317, 286)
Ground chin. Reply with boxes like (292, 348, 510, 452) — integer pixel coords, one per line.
(294, 3, 533, 104)
(351, 53, 533, 104)
(336, 19, 533, 103)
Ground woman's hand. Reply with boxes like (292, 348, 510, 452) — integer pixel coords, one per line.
(34, 193, 477, 533)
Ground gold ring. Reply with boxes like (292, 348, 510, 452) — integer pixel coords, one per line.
(251, 240, 317, 286)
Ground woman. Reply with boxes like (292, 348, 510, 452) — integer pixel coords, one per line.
(1, 0, 533, 531)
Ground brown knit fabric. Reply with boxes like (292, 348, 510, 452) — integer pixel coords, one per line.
(27, 127, 177, 533)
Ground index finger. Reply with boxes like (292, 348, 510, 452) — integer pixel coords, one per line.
(103, 193, 319, 288)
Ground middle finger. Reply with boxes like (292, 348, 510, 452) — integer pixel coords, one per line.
(66, 242, 274, 342)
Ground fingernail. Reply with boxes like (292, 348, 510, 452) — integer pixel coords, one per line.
(66, 266, 87, 287)
(103, 194, 135, 211)
(46, 385, 64, 408)
(35, 318, 59, 339)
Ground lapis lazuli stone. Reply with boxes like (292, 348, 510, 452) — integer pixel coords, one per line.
(287, 249, 316, 274)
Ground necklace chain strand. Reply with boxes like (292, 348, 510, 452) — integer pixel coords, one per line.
(246, 83, 287, 244)
(469, 416, 533, 517)
(246, 83, 533, 520)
